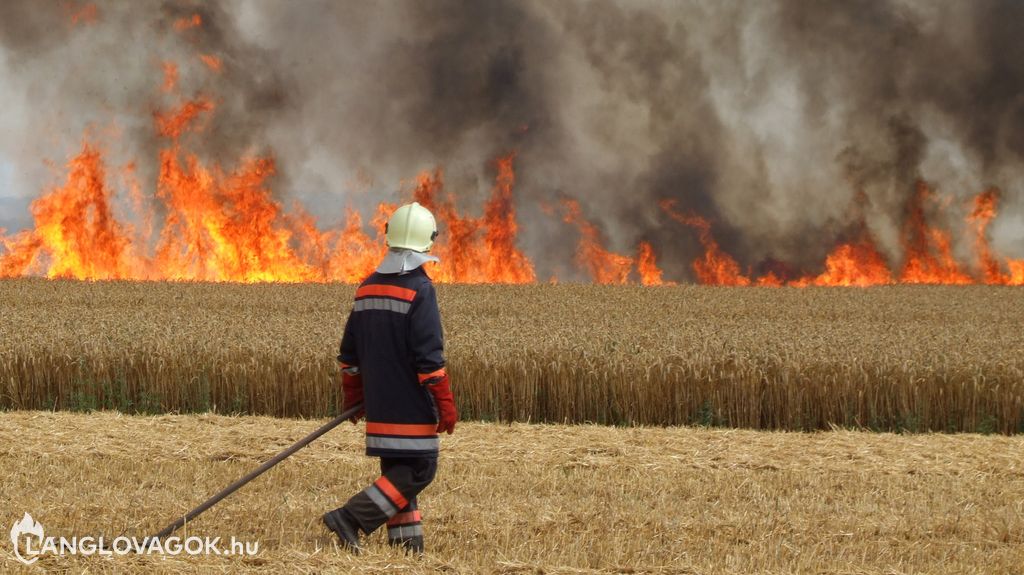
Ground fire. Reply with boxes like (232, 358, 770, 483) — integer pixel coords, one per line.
(660, 200, 751, 286)
(162, 62, 179, 93)
(482, 155, 536, 283)
(965, 189, 1023, 285)
(324, 205, 393, 283)
(1, 25, 1022, 288)
(174, 14, 202, 32)
(1010, 261, 1024, 285)
(404, 156, 536, 284)
(0, 84, 539, 283)
(661, 182, 1023, 287)
(199, 54, 223, 73)
(556, 201, 670, 284)
(898, 182, 972, 285)
(636, 242, 672, 286)
(797, 239, 892, 287)
(969, 189, 1002, 283)
(0, 145, 139, 280)
(560, 199, 633, 284)
(67, 3, 98, 27)
(154, 98, 214, 139)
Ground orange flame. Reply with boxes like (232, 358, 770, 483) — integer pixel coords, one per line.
(0, 231, 43, 278)
(199, 54, 223, 73)
(407, 157, 536, 283)
(1009, 261, 1024, 286)
(0, 72, 539, 284)
(174, 14, 202, 32)
(3, 56, 1023, 287)
(636, 241, 672, 286)
(969, 189, 1003, 283)
(659, 183, 1023, 287)
(411, 169, 485, 281)
(0, 145, 139, 280)
(161, 62, 179, 93)
(965, 189, 1024, 285)
(154, 97, 214, 139)
(660, 199, 750, 286)
(482, 154, 536, 283)
(560, 199, 633, 284)
(151, 148, 320, 282)
(801, 239, 892, 287)
(324, 205, 393, 283)
(67, 3, 98, 27)
(898, 182, 972, 284)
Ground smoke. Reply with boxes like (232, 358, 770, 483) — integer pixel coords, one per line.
(0, 0, 1021, 281)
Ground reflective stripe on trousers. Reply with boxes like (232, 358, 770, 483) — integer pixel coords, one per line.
(387, 504, 424, 542)
(336, 457, 437, 537)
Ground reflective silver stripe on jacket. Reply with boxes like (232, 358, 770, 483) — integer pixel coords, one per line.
(365, 485, 399, 517)
(366, 435, 440, 452)
(353, 298, 412, 314)
(388, 524, 424, 539)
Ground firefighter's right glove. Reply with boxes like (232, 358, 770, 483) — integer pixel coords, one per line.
(425, 373, 458, 434)
(341, 365, 365, 424)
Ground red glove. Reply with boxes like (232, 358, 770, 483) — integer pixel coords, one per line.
(340, 364, 364, 424)
(424, 373, 458, 434)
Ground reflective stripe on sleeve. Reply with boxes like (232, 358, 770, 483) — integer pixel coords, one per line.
(353, 298, 411, 314)
(366, 435, 440, 452)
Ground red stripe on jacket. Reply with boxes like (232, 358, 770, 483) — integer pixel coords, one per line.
(366, 422, 437, 437)
(356, 284, 417, 302)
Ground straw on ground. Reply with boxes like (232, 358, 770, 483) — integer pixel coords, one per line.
(0, 411, 1021, 574)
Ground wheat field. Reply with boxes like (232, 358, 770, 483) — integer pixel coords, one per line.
(0, 411, 1021, 574)
(1, 279, 1022, 433)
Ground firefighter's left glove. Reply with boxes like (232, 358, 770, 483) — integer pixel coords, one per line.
(341, 365, 365, 424)
(425, 373, 458, 434)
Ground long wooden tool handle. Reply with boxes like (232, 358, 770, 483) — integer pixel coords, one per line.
(152, 403, 364, 539)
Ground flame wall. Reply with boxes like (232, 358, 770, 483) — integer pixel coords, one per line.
(0, 1, 1022, 284)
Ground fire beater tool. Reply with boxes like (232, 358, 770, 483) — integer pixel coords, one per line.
(151, 403, 364, 539)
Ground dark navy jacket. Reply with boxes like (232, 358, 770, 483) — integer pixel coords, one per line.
(338, 267, 445, 458)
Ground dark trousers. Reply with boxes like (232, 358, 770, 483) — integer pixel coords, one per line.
(338, 457, 437, 546)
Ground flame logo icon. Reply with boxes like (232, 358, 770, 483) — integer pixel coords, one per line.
(10, 512, 44, 565)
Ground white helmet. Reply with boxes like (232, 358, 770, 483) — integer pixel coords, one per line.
(385, 202, 438, 252)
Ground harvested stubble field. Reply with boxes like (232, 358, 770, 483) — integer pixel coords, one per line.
(0, 411, 1022, 574)
(1, 279, 1023, 433)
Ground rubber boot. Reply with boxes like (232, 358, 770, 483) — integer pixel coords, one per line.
(323, 509, 362, 554)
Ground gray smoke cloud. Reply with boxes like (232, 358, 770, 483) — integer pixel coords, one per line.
(0, 0, 1021, 281)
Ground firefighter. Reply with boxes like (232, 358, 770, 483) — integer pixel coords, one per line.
(323, 201, 458, 554)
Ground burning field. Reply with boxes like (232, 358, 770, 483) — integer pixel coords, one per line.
(2, 2, 1024, 572)
(1, 2, 1023, 286)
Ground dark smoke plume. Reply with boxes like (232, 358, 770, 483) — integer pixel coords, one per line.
(0, 0, 1021, 281)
